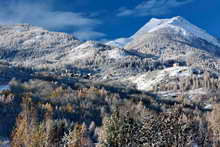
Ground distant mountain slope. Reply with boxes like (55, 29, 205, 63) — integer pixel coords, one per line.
(106, 17, 220, 73)
(0, 24, 81, 66)
(131, 16, 220, 48)
(1, 17, 220, 84)
(0, 16, 220, 104)
(105, 16, 220, 100)
(56, 41, 162, 80)
(0, 26, 159, 79)
(107, 16, 220, 49)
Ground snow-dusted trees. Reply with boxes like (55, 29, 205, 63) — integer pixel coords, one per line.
(208, 104, 220, 146)
(99, 105, 210, 146)
(62, 123, 94, 147)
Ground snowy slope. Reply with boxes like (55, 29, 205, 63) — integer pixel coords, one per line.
(132, 16, 220, 48)
(62, 41, 130, 63)
(127, 66, 192, 91)
(75, 41, 102, 49)
(107, 16, 220, 48)
(106, 38, 132, 48)
(131, 18, 170, 38)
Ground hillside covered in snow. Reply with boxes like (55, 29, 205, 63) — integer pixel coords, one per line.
(1, 16, 220, 146)
(107, 16, 220, 49)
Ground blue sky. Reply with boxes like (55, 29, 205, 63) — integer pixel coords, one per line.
(0, 0, 219, 41)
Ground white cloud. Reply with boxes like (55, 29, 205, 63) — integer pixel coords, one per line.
(0, 1, 105, 40)
(117, 0, 194, 17)
(73, 30, 106, 40)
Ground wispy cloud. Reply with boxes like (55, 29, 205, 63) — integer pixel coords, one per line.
(117, 0, 194, 17)
(73, 30, 106, 40)
(0, 1, 105, 40)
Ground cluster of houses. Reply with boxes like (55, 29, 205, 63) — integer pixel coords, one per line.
(70, 73, 93, 79)
(59, 69, 94, 80)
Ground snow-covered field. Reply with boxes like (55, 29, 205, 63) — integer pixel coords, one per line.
(106, 38, 132, 48)
(127, 66, 192, 91)
(107, 48, 128, 59)
(157, 88, 208, 98)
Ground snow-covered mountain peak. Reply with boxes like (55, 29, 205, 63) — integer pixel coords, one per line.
(167, 16, 186, 23)
(107, 16, 220, 48)
(131, 16, 186, 38)
(132, 16, 220, 48)
(149, 16, 184, 22)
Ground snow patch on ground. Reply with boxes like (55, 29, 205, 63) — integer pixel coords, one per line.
(75, 41, 103, 50)
(23, 39, 37, 45)
(61, 41, 99, 63)
(204, 104, 212, 110)
(108, 49, 128, 59)
(75, 42, 94, 49)
(158, 88, 208, 98)
(106, 38, 132, 48)
(128, 66, 192, 91)
(66, 49, 95, 62)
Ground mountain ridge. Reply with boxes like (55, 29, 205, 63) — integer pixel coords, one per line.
(107, 16, 220, 48)
(1, 16, 220, 83)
